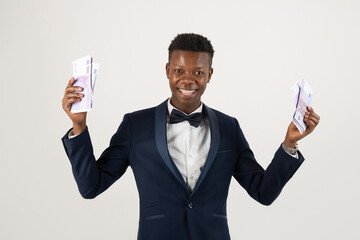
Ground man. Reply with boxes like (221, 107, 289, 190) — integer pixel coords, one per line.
(62, 33, 320, 240)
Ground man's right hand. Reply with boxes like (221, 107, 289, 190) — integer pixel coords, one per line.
(62, 77, 87, 135)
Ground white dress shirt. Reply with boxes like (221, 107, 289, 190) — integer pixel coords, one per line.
(166, 99, 211, 192)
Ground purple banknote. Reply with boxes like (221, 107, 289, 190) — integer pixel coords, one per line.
(71, 56, 99, 113)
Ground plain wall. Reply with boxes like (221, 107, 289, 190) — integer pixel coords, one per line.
(1, 0, 359, 239)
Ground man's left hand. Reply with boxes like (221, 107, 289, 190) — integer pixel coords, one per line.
(284, 107, 320, 148)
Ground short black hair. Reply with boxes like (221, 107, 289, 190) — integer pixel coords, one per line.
(168, 33, 215, 67)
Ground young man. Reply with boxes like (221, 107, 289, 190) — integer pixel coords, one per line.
(62, 33, 320, 240)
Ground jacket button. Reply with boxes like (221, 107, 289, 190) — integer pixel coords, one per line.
(188, 202, 193, 209)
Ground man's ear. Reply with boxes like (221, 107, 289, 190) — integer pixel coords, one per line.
(166, 63, 170, 79)
(207, 68, 214, 83)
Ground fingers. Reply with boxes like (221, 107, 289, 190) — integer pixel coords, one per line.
(62, 77, 84, 112)
(305, 118, 317, 132)
(66, 77, 75, 89)
(305, 107, 320, 123)
(305, 115, 318, 123)
(65, 86, 83, 95)
(65, 78, 83, 95)
(62, 96, 82, 112)
(63, 92, 84, 105)
(304, 106, 320, 133)
(67, 92, 84, 99)
(306, 106, 320, 120)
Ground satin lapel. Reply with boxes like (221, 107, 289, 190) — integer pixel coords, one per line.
(191, 104, 220, 195)
(154, 99, 188, 191)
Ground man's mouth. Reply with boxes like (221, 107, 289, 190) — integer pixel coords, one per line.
(178, 88, 197, 96)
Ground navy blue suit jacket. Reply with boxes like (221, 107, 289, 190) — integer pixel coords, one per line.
(62, 99, 304, 240)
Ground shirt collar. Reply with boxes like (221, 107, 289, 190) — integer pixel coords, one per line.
(167, 98, 203, 116)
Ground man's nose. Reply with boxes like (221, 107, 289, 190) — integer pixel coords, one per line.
(180, 74, 196, 84)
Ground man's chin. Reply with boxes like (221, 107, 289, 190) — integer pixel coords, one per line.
(171, 96, 201, 110)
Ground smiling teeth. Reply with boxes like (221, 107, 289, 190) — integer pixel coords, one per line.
(179, 89, 196, 95)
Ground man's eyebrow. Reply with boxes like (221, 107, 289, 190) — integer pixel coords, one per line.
(174, 65, 204, 69)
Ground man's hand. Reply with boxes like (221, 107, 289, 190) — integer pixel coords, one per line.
(284, 107, 320, 148)
(62, 77, 87, 135)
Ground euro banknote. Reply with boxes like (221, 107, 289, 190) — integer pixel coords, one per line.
(71, 56, 99, 113)
(292, 80, 313, 134)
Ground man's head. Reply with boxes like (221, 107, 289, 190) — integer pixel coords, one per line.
(166, 33, 215, 114)
(168, 33, 214, 68)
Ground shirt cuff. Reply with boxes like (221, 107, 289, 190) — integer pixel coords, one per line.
(282, 142, 299, 159)
(68, 129, 79, 139)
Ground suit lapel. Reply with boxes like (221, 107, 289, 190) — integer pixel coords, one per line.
(154, 100, 220, 195)
(191, 104, 220, 195)
(155, 99, 189, 191)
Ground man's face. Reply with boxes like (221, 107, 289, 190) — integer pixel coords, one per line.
(166, 50, 213, 114)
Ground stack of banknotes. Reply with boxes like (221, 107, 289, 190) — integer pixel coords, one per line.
(292, 79, 313, 134)
(71, 56, 99, 113)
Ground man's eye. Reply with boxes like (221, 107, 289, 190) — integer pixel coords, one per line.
(195, 71, 204, 75)
(174, 69, 182, 73)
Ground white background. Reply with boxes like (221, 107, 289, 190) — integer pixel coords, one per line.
(1, 0, 359, 239)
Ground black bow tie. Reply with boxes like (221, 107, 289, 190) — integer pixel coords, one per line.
(169, 108, 203, 128)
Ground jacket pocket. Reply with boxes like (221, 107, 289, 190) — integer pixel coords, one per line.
(141, 202, 164, 221)
(212, 213, 227, 220)
(217, 149, 232, 154)
(141, 214, 165, 221)
(142, 202, 158, 208)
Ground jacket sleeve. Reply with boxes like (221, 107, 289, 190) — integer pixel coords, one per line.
(62, 114, 131, 199)
(232, 118, 304, 205)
